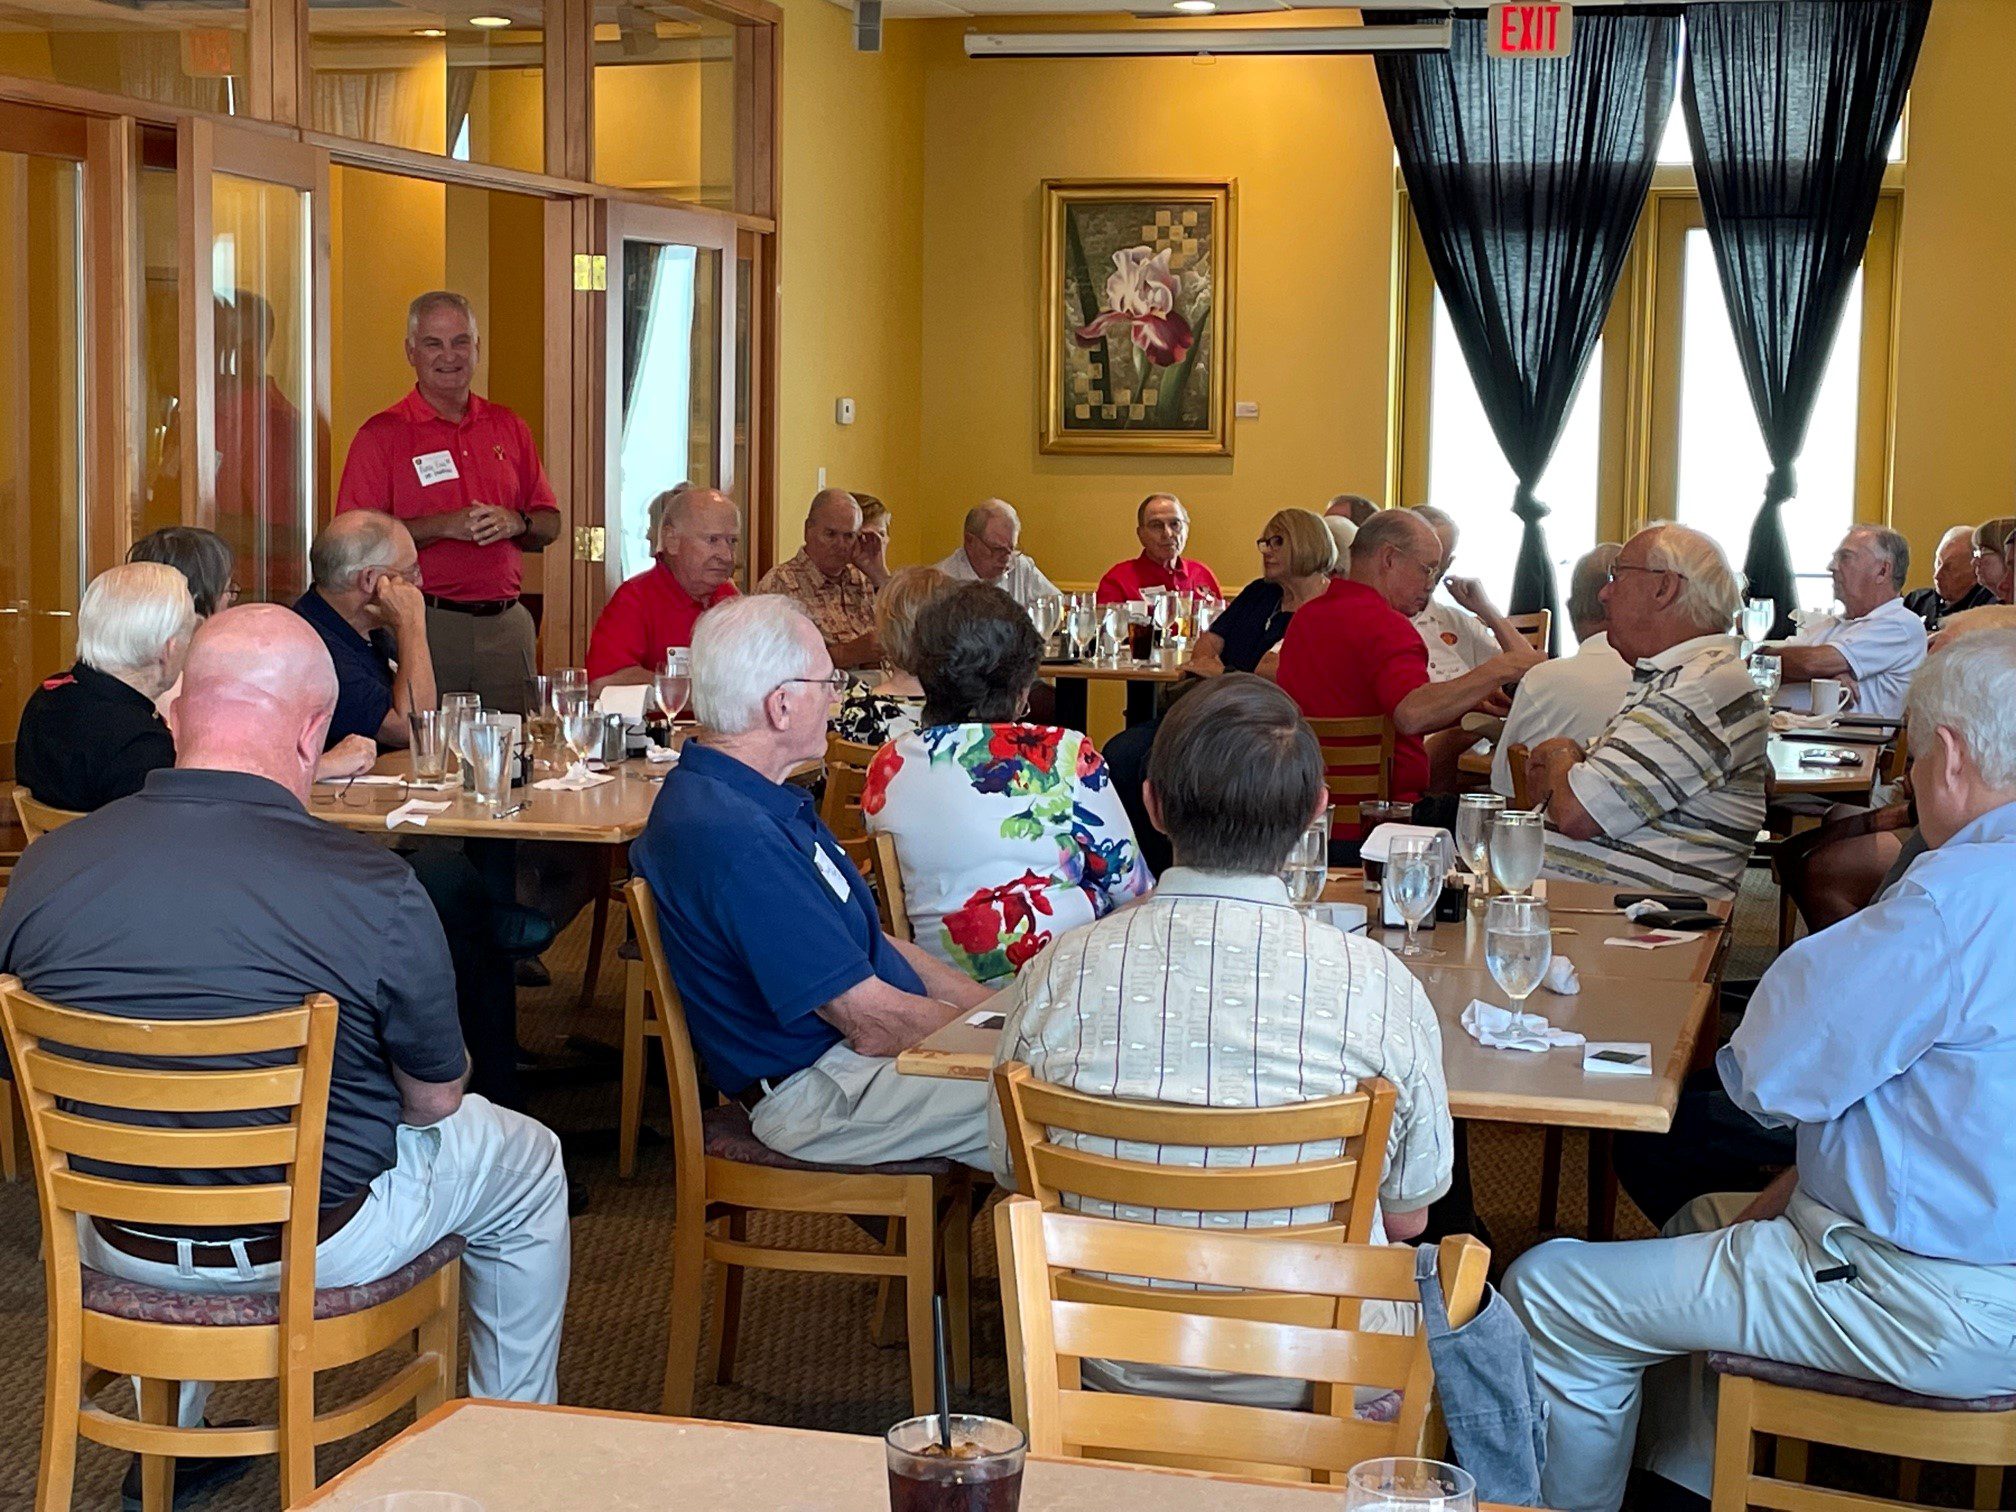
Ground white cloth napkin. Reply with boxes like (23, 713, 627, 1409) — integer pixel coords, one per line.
(1543, 957, 1581, 995)
(1460, 1000, 1587, 1054)
(534, 762, 617, 792)
(644, 743, 679, 766)
(385, 799, 452, 831)
(597, 684, 650, 721)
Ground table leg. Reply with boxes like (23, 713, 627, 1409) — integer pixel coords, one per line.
(1053, 678, 1089, 732)
(1124, 679, 1159, 728)
(1587, 1130, 1619, 1241)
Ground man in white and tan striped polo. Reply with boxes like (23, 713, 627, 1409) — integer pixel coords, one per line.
(1524, 524, 1769, 901)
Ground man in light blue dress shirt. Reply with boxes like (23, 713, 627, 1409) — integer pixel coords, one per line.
(1503, 628, 2016, 1512)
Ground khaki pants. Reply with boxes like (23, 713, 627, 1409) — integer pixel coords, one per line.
(750, 1041, 992, 1172)
(427, 601, 536, 714)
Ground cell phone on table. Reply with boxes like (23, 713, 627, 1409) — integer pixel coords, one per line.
(1612, 891, 1707, 911)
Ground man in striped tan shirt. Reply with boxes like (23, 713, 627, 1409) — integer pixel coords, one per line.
(1526, 525, 1769, 901)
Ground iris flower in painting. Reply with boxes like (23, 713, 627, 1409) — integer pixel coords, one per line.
(1071, 245, 1195, 367)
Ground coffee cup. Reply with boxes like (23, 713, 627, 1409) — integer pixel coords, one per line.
(1809, 678, 1847, 717)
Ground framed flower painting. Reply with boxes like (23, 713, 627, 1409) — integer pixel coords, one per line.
(1041, 178, 1236, 456)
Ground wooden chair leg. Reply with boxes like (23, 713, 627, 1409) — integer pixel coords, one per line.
(1536, 1128, 1563, 1232)
(414, 1262, 460, 1416)
(902, 1186, 939, 1416)
(871, 1220, 906, 1347)
(1709, 1375, 1756, 1512)
(574, 849, 618, 1017)
(1975, 1466, 2004, 1510)
(941, 1183, 972, 1391)
(618, 961, 649, 1178)
(663, 1210, 708, 1416)
(710, 1211, 747, 1387)
(0, 1078, 18, 1182)
(1777, 886, 1798, 951)
(137, 1379, 176, 1512)
(1586, 1131, 1618, 1241)
(35, 1316, 81, 1512)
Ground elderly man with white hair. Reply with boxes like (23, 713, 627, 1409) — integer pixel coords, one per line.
(14, 561, 194, 812)
(585, 485, 741, 694)
(1506, 627, 2016, 1512)
(294, 510, 437, 748)
(1490, 544, 1631, 799)
(1527, 524, 1770, 901)
(1764, 524, 1926, 720)
(1903, 522, 1996, 632)
(934, 498, 1060, 610)
(629, 595, 997, 1168)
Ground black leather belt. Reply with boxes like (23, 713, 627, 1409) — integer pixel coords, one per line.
(92, 1187, 369, 1270)
(733, 1081, 771, 1112)
(424, 594, 517, 618)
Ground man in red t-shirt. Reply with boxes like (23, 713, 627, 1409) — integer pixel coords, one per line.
(586, 487, 741, 694)
(335, 291, 560, 714)
(1096, 494, 1223, 604)
(1277, 509, 1543, 804)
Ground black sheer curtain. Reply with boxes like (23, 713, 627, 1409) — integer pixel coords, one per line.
(1683, 0, 1928, 634)
(1378, 9, 1677, 634)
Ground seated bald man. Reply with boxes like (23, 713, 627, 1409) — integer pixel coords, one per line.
(0, 606, 572, 1484)
(586, 486, 741, 694)
(293, 510, 437, 749)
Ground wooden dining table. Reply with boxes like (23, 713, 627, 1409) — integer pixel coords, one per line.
(1460, 732, 1881, 801)
(310, 752, 666, 844)
(1043, 658, 1187, 729)
(298, 1400, 1521, 1511)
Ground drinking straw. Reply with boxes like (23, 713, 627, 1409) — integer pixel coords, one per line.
(932, 1295, 952, 1451)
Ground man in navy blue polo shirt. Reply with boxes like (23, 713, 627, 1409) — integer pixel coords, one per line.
(293, 511, 437, 749)
(631, 595, 997, 1169)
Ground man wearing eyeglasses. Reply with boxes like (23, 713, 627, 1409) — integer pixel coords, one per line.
(1762, 525, 1926, 721)
(1526, 525, 1770, 901)
(629, 595, 998, 1170)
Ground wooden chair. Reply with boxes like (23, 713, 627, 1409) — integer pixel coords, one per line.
(821, 735, 880, 843)
(1709, 1352, 2016, 1512)
(12, 788, 83, 844)
(1305, 717, 1394, 842)
(0, 978, 461, 1512)
(1506, 742, 1534, 810)
(997, 1197, 1487, 1483)
(1506, 610, 1551, 653)
(623, 877, 971, 1418)
(1882, 723, 1911, 787)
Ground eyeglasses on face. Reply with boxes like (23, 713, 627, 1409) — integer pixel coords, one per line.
(1255, 534, 1286, 550)
(777, 672, 850, 696)
(1607, 561, 1685, 585)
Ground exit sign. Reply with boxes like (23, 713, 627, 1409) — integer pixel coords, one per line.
(1487, 2, 1573, 58)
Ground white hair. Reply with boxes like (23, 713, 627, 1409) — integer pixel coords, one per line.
(1324, 515, 1356, 573)
(1908, 628, 2016, 791)
(310, 513, 404, 591)
(690, 595, 822, 736)
(77, 562, 197, 677)
(1642, 524, 1744, 634)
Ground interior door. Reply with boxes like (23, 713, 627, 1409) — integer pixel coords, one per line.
(584, 199, 737, 649)
(178, 119, 329, 605)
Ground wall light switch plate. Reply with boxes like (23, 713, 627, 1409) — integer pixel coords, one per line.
(817, 467, 827, 489)
(836, 397, 856, 425)
(1234, 401, 1259, 419)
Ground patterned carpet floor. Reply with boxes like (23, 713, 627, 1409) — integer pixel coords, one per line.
(0, 871, 1976, 1509)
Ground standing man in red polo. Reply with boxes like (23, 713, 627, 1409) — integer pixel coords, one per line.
(1095, 493, 1222, 604)
(585, 486, 741, 694)
(1277, 508, 1542, 807)
(335, 291, 560, 714)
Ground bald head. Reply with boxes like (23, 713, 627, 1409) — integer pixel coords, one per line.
(170, 605, 340, 802)
(663, 487, 742, 598)
(1327, 494, 1378, 527)
(803, 488, 862, 578)
(312, 510, 416, 594)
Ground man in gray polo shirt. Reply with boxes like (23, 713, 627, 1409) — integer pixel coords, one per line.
(0, 606, 570, 1461)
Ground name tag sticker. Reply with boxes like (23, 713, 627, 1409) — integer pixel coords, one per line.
(812, 844, 852, 903)
(412, 450, 460, 487)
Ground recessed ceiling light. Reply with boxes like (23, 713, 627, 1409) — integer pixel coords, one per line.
(1173, 2, 1217, 13)
(413, 27, 447, 36)
(469, 14, 511, 27)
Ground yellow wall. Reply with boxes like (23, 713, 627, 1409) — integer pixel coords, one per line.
(1888, 0, 2016, 588)
(773, 0, 927, 566)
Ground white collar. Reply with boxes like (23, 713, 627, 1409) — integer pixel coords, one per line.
(1640, 632, 1734, 673)
(1152, 867, 1292, 906)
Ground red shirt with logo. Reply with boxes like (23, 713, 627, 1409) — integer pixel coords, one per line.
(1276, 577, 1431, 801)
(334, 388, 558, 602)
(586, 562, 739, 681)
(1095, 552, 1223, 605)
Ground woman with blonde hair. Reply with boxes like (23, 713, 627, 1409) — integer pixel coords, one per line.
(1188, 506, 1336, 679)
(831, 564, 948, 746)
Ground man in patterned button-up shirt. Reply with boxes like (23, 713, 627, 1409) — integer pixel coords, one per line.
(756, 488, 884, 667)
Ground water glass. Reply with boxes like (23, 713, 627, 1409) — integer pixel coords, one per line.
(1346, 1458, 1476, 1512)
(552, 667, 586, 707)
(1386, 835, 1443, 959)
(1280, 812, 1329, 911)
(1747, 651, 1783, 702)
(1489, 810, 1546, 894)
(440, 692, 482, 783)
(1740, 597, 1776, 646)
(408, 709, 447, 783)
(1097, 603, 1129, 665)
(1065, 594, 1099, 661)
(1454, 793, 1505, 902)
(561, 702, 603, 768)
(1193, 592, 1221, 637)
(657, 647, 693, 722)
(1029, 592, 1063, 650)
(1486, 893, 1552, 1033)
(465, 717, 517, 817)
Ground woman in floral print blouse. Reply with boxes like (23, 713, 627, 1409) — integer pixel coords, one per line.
(862, 582, 1152, 985)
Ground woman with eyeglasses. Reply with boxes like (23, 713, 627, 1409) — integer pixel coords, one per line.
(1975, 517, 2015, 605)
(861, 582, 1150, 986)
(1187, 507, 1337, 681)
(128, 525, 240, 618)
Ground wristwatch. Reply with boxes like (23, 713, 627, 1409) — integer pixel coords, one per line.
(515, 509, 533, 539)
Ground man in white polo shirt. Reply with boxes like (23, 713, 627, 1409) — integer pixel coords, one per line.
(1766, 525, 1926, 720)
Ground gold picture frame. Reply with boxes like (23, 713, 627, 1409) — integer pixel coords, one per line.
(1041, 178, 1236, 456)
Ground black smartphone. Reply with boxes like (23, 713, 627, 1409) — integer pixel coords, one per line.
(1635, 909, 1723, 932)
(1613, 891, 1708, 911)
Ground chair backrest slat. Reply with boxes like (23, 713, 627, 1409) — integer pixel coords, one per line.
(12, 789, 84, 844)
(38, 1110, 299, 1170)
(868, 831, 911, 942)
(49, 1169, 294, 1227)
(1050, 1296, 1420, 1388)
(1059, 1388, 1398, 1476)
(622, 878, 710, 1218)
(1506, 610, 1550, 653)
(8, 995, 313, 1057)
(822, 764, 870, 842)
(22, 1051, 307, 1114)
(1011, 1076, 1371, 1146)
(1028, 1144, 1363, 1214)
(1305, 717, 1394, 835)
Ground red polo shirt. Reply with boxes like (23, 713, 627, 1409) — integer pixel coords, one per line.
(1095, 552, 1223, 604)
(585, 561, 739, 681)
(334, 387, 558, 602)
(1276, 578, 1431, 802)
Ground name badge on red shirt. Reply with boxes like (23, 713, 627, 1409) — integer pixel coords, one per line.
(413, 450, 460, 487)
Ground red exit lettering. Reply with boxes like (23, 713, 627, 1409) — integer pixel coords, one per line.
(1487, 2, 1573, 58)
